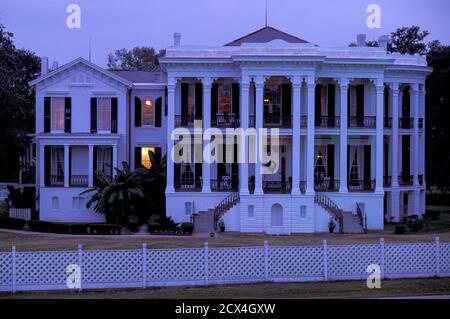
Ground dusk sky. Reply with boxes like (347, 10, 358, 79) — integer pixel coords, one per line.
(1, 0, 449, 67)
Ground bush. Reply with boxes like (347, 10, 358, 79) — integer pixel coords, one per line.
(0, 217, 26, 230)
(405, 215, 423, 232)
(27, 220, 121, 235)
(425, 210, 441, 221)
(180, 222, 194, 235)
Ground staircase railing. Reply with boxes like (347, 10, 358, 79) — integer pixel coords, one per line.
(213, 192, 240, 231)
(314, 192, 344, 233)
(356, 203, 367, 232)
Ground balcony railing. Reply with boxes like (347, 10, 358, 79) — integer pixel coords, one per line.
(175, 179, 202, 192)
(211, 179, 238, 192)
(45, 175, 64, 187)
(211, 114, 240, 128)
(175, 115, 202, 128)
(398, 174, 413, 186)
(399, 118, 414, 129)
(418, 174, 424, 185)
(348, 180, 375, 192)
(315, 116, 340, 128)
(263, 181, 292, 194)
(70, 175, 88, 187)
(384, 117, 392, 129)
(264, 115, 292, 128)
(314, 179, 340, 192)
(384, 176, 392, 187)
(348, 116, 376, 128)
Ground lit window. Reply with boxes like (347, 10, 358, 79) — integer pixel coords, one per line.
(51, 197, 59, 210)
(141, 147, 155, 169)
(218, 84, 232, 115)
(97, 98, 111, 132)
(142, 97, 155, 126)
(248, 205, 254, 218)
(300, 206, 306, 219)
(51, 97, 65, 132)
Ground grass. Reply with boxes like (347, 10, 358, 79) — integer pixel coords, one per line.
(1, 277, 449, 299)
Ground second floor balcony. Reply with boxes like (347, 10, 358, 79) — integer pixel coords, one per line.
(315, 116, 340, 128)
(348, 116, 376, 128)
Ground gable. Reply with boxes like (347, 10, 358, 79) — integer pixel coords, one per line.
(224, 26, 310, 46)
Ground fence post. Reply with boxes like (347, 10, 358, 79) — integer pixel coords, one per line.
(323, 240, 328, 281)
(435, 236, 440, 277)
(77, 244, 83, 292)
(204, 242, 209, 286)
(263, 241, 269, 281)
(380, 238, 385, 280)
(11, 246, 16, 294)
(142, 243, 147, 289)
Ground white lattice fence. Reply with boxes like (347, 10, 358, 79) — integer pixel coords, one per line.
(0, 252, 12, 291)
(269, 246, 323, 281)
(328, 244, 381, 280)
(209, 247, 265, 283)
(385, 243, 436, 278)
(439, 243, 450, 275)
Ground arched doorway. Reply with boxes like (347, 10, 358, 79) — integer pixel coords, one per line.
(271, 204, 283, 227)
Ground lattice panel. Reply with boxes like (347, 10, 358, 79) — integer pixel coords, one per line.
(16, 251, 77, 285)
(385, 243, 435, 275)
(0, 252, 12, 286)
(83, 249, 142, 284)
(269, 246, 323, 278)
(209, 247, 264, 280)
(328, 244, 380, 277)
(440, 243, 450, 274)
(146, 248, 204, 281)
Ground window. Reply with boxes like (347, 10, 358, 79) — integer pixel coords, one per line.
(349, 146, 363, 184)
(141, 147, 155, 169)
(51, 97, 65, 132)
(248, 205, 255, 219)
(300, 206, 307, 219)
(349, 86, 358, 117)
(51, 147, 64, 180)
(96, 147, 112, 175)
(97, 98, 111, 132)
(218, 84, 232, 115)
(142, 97, 155, 126)
(72, 197, 84, 210)
(51, 197, 59, 210)
(314, 146, 328, 180)
(320, 86, 328, 116)
(264, 85, 281, 118)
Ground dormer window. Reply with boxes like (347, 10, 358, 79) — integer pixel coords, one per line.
(142, 97, 155, 126)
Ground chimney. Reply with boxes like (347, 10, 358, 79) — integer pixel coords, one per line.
(41, 57, 49, 75)
(174, 32, 181, 47)
(52, 61, 59, 70)
(357, 34, 367, 47)
(378, 35, 389, 52)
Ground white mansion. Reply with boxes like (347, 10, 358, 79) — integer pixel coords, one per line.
(29, 27, 430, 234)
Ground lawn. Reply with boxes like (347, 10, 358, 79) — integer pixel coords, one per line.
(1, 277, 449, 299)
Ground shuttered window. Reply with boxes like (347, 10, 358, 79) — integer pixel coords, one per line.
(51, 97, 65, 132)
(97, 98, 111, 132)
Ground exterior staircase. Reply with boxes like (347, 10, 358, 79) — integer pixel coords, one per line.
(192, 192, 240, 234)
(314, 192, 365, 234)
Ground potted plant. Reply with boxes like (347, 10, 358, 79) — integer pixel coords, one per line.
(328, 218, 336, 233)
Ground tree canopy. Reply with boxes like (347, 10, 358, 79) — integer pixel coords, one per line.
(107, 47, 165, 71)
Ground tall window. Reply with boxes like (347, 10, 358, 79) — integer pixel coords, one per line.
(51, 147, 64, 179)
(349, 146, 363, 184)
(314, 146, 328, 180)
(320, 86, 328, 116)
(96, 147, 112, 175)
(349, 86, 358, 117)
(97, 98, 111, 132)
(264, 85, 281, 118)
(51, 97, 65, 132)
(142, 97, 155, 126)
(218, 84, 232, 115)
(141, 147, 155, 169)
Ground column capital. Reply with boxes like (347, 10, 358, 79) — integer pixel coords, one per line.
(201, 76, 213, 87)
(253, 76, 265, 87)
(411, 83, 420, 94)
(338, 77, 350, 88)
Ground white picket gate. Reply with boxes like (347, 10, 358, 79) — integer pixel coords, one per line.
(9, 208, 31, 221)
(0, 238, 448, 293)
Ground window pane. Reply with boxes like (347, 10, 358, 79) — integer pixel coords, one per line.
(97, 98, 111, 131)
(218, 84, 231, 115)
(141, 147, 155, 169)
(142, 97, 155, 126)
(96, 147, 112, 175)
(51, 97, 65, 131)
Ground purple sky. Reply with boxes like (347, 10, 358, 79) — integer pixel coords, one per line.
(1, 0, 449, 67)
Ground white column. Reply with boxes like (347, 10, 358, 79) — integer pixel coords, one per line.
(240, 81, 250, 195)
(412, 83, 420, 186)
(420, 85, 426, 187)
(112, 144, 118, 177)
(39, 144, 45, 187)
(64, 145, 69, 187)
(202, 78, 211, 193)
(390, 191, 401, 222)
(306, 79, 315, 194)
(292, 76, 302, 195)
(339, 78, 349, 193)
(88, 145, 94, 187)
(166, 82, 176, 193)
(375, 82, 384, 193)
(254, 77, 264, 195)
(391, 83, 400, 187)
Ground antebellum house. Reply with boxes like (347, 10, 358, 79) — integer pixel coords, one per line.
(30, 26, 430, 233)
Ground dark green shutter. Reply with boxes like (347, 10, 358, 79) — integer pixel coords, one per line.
(232, 83, 240, 116)
(64, 97, 71, 133)
(327, 84, 335, 118)
(181, 83, 189, 116)
(44, 146, 51, 185)
(44, 97, 51, 133)
(364, 145, 371, 183)
(315, 84, 322, 125)
(282, 83, 292, 119)
(135, 147, 142, 170)
(155, 97, 162, 127)
(232, 143, 239, 189)
(68, 146, 72, 183)
(155, 147, 162, 165)
(90, 98, 97, 133)
(111, 97, 118, 133)
(109, 147, 113, 176)
(356, 85, 364, 118)
(93, 146, 97, 183)
(135, 97, 141, 127)
(211, 83, 218, 118)
(327, 144, 335, 181)
(195, 83, 203, 118)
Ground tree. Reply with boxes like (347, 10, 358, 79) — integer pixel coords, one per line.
(0, 24, 40, 182)
(388, 26, 430, 55)
(107, 47, 165, 71)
